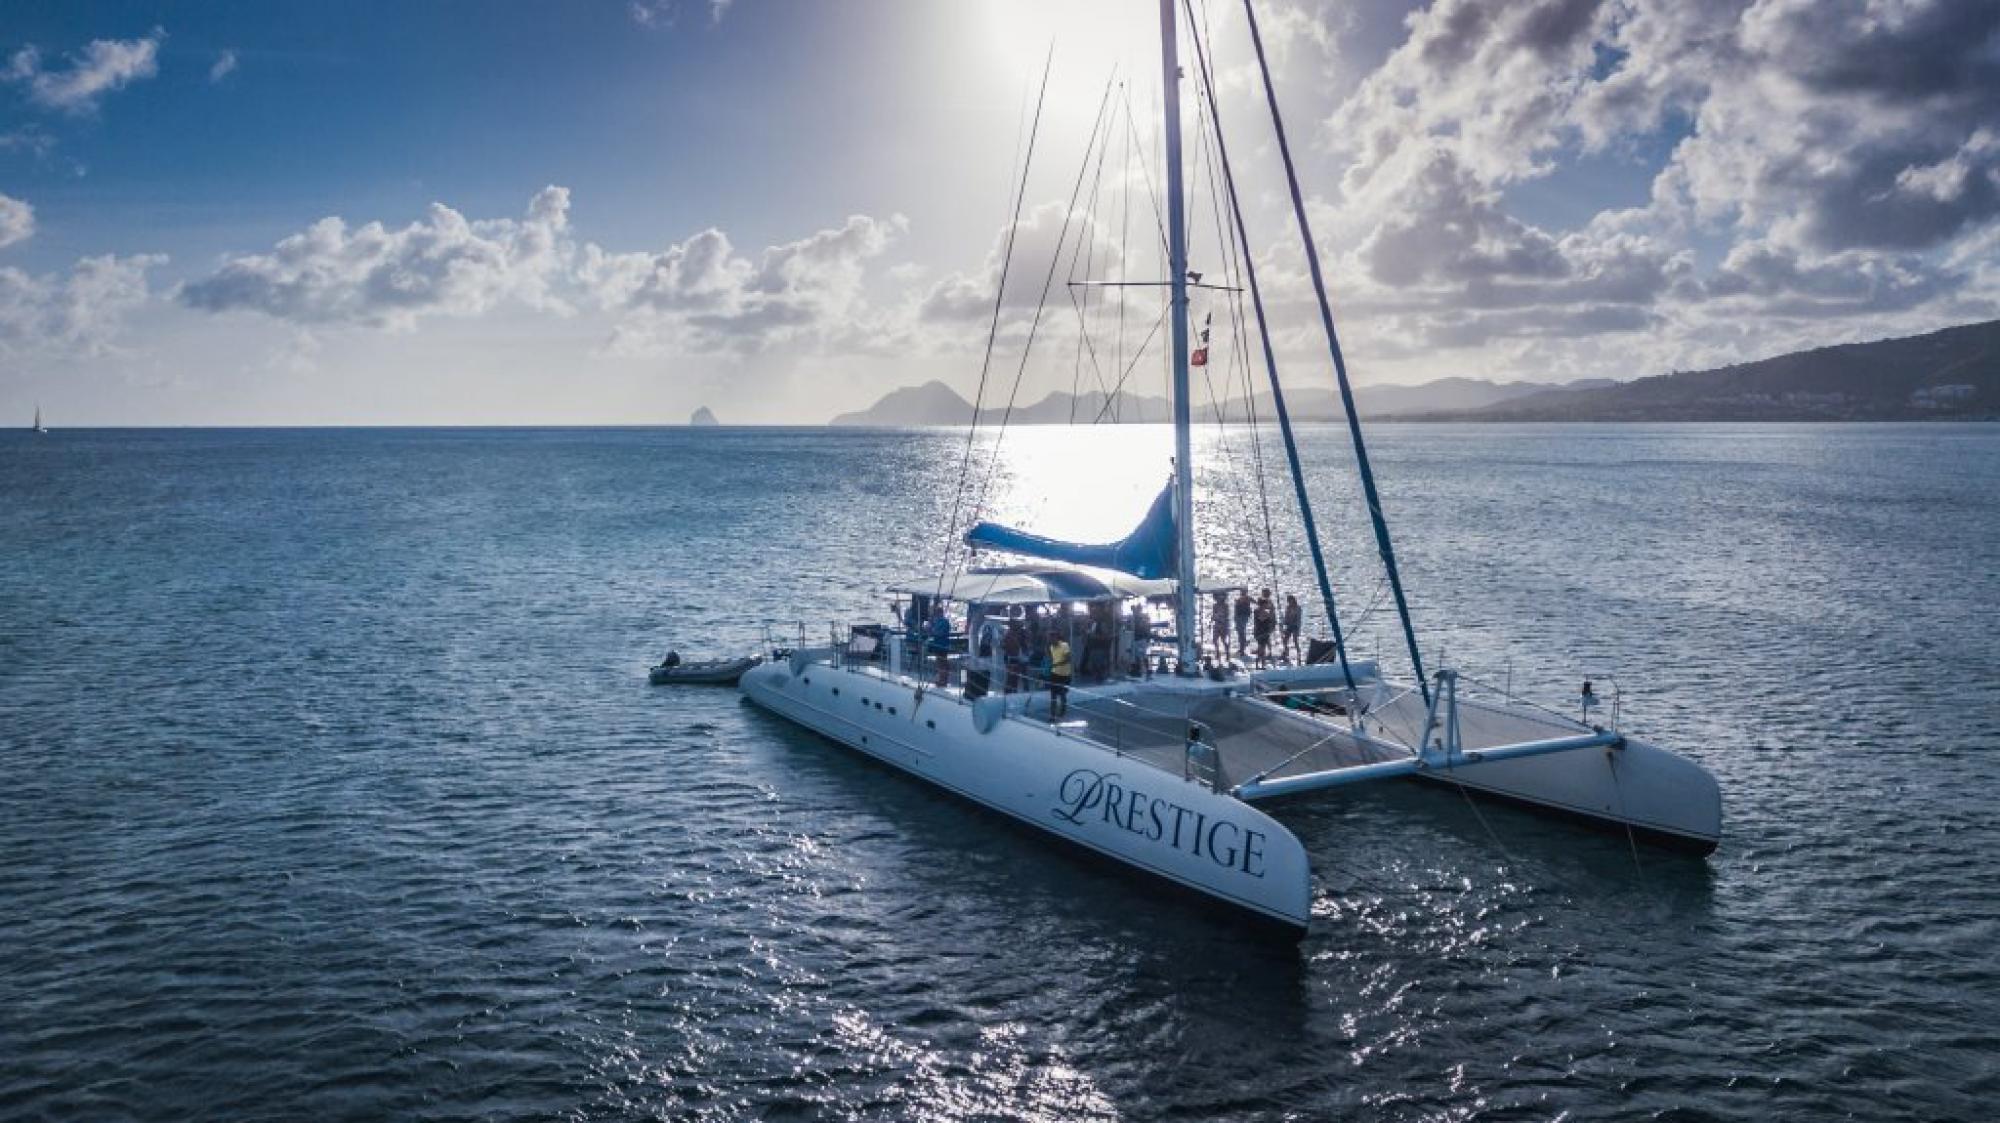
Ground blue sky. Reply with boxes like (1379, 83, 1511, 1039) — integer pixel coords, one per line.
(3, 0, 1996, 423)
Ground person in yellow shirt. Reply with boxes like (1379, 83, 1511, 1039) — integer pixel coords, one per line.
(1046, 635, 1072, 720)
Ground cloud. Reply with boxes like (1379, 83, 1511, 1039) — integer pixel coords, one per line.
(1701, 239, 1954, 317)
(629, 0, 733, 29)
(0, 193, 32, 249)
(919, 201, 1126, 323)
(1331, 0, 1610, 191)
(586, 212, 906, 354)
(0, 253, 163, 356)
(1273, 0, 2000, 376)
(0, 126, 56, 158)
(4, 29, 163, 114)
(209, 50, 237, 84)
(181, 187, 576, 329)
(180, 189, 911, 360)
(1646, 1, 2000, 256)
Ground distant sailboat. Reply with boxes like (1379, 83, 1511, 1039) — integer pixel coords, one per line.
(31, 403, 47, 434)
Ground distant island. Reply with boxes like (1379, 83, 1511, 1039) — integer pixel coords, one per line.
(829, 318, 1999, 424)
(690, 406, 720, 427)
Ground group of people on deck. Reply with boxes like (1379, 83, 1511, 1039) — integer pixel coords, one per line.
(1208, 587, 1302, 668)
(895, 583, 1307, 715)
(898, 595, 1162, 720)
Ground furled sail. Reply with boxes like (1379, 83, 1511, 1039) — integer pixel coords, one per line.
(963, 482, 1178, 580)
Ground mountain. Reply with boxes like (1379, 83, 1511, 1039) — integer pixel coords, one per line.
(829, 380, 975, 426)
(1412, 320, 2000, 422)
(825, 320, 2000, 425)
(1230, 377, 1613, 421)
(829, 376, 1599, 425)
(830, 383, 1174, 426)
(689, 406, 719, 426)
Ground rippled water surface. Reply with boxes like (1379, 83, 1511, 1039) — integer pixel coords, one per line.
(3, 424, 1996, 1120)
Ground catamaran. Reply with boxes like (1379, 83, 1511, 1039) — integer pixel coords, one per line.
(739, 0, 1721, 934)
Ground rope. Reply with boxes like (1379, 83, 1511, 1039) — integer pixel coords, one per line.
(963, 74, 1123, 536)
(1191, 62, 1283, 595)
(935, 46, 1054, 596)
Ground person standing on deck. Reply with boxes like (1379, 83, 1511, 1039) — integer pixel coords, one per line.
(1129, 601, 1153, 676)
(1253, 589, 1277, 669)
(1234, 589, 1253, 657)
(1046, 633, 1072, 719)
(1209, 590, 1230, 659)
(1281, 593, 1303, 665)
(928, 605, 952, 687)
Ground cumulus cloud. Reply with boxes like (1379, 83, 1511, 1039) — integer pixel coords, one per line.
(1289, 0, 2000, 373)
(209, 50, 237, 84)
(0, 127, 56, 158)
(1332, 0, 1609, 192)
(177, 188, 913, 359)
(4, 29, 163, 114)
(919, 201, 1126, 324)
(0, 253, 163, 356)
(0, 192, 33, 249)
(181, 187, 576, 330)
(584, 212, 906, 354)
(629, 0, 733, 29)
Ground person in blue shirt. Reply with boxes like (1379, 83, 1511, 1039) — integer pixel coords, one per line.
(928, 605, 952, 686)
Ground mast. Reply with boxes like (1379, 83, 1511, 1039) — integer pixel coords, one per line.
(1159, 0, 1198, 673)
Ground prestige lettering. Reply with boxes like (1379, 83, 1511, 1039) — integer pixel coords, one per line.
(1052, 769, 1267, 878)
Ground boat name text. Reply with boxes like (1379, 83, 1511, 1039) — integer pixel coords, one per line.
(1052, 769, 1266, 878)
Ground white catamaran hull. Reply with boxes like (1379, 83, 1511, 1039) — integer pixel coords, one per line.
(739, 659, 1314, 932)
(1411, 734, 1721, 853)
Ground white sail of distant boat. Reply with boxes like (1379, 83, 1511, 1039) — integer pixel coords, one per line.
(736, 0, 1721, 935)
(31, 403, 46, 434)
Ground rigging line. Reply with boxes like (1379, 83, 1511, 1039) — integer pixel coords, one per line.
(965, 72, 1122, 531)
(1068, 86, 1120, 423)
(1186, 0, 1359, 696)
(1192, 56, 1282, 594)
(1187, 317, 1251, 529)
(1182, 115, 1263, 572)
(1191, 0, 1285, 590)
(1115, 84, 1133, 424)
(1240, 0, 1431, 705)
(935, 43, 1054, 595)
(1118, 82, 1175, 265)
(1065, 284, 1114, 404)
(1089, 302, 1170, 424)
(1190, 58, 1282, 595)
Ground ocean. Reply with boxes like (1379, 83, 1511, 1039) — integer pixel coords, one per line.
(2, 423, 1995, 1120)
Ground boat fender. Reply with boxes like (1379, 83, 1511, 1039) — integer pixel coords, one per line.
(972, 695, 1005, 734)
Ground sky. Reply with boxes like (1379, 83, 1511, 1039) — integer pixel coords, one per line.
(2, 0, 1997, 425)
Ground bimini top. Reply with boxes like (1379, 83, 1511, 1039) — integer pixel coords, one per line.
(889, 565, 1176, 607)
